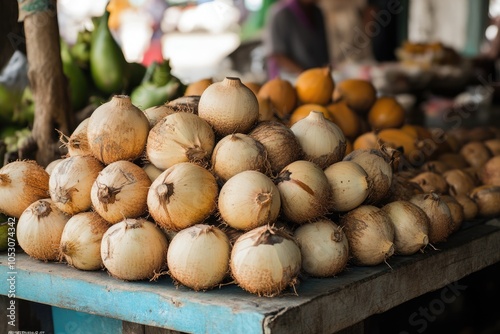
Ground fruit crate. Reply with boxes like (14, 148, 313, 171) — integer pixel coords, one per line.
(1, 218, 500, 334)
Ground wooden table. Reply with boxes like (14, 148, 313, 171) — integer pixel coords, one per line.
(1, 218, 500, 334)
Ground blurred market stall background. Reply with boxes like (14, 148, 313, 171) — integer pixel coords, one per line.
(3, 2, 500, 334)
(5, 0, 500, 87)
(51, 0, 500, 85)
(57, 0, 267, 83)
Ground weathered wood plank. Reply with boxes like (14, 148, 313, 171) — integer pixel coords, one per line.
(123, 322, 186, 334)
(0, 220, 499, 334)
(144, 324, 186, 334)
(123, 321, 145, 334)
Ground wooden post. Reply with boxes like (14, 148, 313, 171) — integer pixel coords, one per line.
(23, 0, 73, 166)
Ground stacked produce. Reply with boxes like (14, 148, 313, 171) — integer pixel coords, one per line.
(2, 66, 500, 298)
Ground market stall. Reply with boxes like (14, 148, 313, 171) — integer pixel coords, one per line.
(2, 1, 500, 334)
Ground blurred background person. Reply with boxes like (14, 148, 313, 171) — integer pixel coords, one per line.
(107, 0, 168, 65)
(321, 0, 372, 65)
(363, 0, 402, 62)
(263, 0, 330, 81)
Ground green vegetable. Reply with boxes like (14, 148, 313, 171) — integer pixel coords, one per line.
(70, 42, 90, 67)
(64, 60, 90, 111)
(129, 60, 184, 109)
(0, 214, 11, 251)
(61, 40, 89, 110)
(2, 127, 31, 153)
(131, 79, 181, 110)
(76, 29, 92, 45)
(71, 29, 93, 68)
(61, 40, 90, 111)
(0, 84, 22, 122)
(151, 60, 172, 87)
(90, 10, 127, 95)
(0, 125, 23, 139)
(12, 87, 35, 126)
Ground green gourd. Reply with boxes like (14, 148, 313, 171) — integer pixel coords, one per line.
(90, 10, 127, 95)
(130, 60, 182, 109)
(0, 84, 18, 122)
(61, 41, 89, 111)
(130, 79, 180, 110)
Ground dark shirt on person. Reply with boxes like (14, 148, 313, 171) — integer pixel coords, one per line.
(367, 0, 400, 62)
(264, 0, 330, 79)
